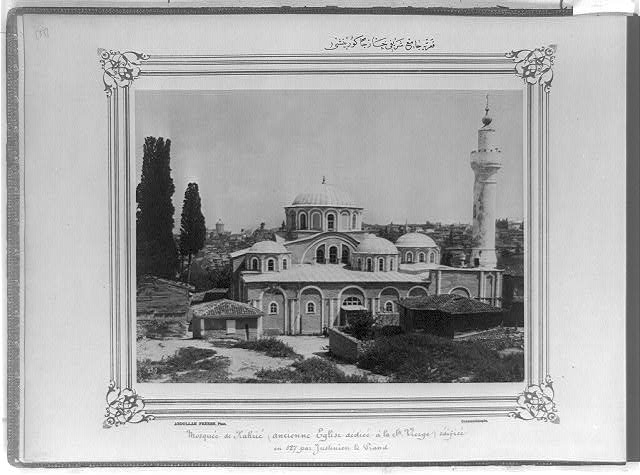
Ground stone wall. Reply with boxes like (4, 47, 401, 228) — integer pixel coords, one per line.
(328, 327, 363, 363)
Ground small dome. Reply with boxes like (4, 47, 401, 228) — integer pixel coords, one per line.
(248, 240, 289, 254)
(292, 182, 357, 207)
(356, 236, 398, 255)
(395, 232, 438, 248)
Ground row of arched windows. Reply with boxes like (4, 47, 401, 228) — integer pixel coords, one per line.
(356, 257, 395, 272)
(249, 257, 288, 272)
(269, 298, 395, 314)
(297, 210, 359, 231)
(403, 251, 437, 264)
(316, 244, 350, 264)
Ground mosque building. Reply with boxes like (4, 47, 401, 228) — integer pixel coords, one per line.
(229, 104, 505, 336)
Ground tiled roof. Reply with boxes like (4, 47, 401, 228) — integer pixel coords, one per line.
(242, 264, 429, 284)
(191, 299, 263, 319)
(138, 275, 195, 291)
(398, 294, 503, 315)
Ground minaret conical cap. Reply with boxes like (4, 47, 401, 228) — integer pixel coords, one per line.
(482, 94, 492, 127)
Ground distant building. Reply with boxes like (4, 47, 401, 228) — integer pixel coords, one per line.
(215, 218, 225, 235)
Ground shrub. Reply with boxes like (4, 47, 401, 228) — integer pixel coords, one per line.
(357, 333, 524, 383)
(345, 311, 375, 340)
(233, 337, 301, 358)
(169, 356, 231, 383)
(256, 357, 370, 383)
(137, 359, 161, 382)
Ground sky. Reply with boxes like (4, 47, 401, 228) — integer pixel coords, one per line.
(135, 89, 523, 233)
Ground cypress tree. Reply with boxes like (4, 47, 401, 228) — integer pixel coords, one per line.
(136, 136, 178, 279)
(179, 182, 207, 285)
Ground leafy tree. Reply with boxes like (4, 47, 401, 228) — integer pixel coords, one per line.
(179, 183, 207, 284)
(136, 136, 178, 279)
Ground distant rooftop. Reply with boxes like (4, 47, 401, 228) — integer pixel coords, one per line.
(399, 294, 503, 315)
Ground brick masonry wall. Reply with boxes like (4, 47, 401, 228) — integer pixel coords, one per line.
(328, 327, 362, 363)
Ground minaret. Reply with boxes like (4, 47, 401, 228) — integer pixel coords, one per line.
(470, 96, 502, 268)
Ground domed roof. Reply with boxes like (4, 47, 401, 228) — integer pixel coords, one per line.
(356, 235, 398, 255)
(291, 181, 357, 207)
(395, 232, 438, 248)
(248, 240, 289, 254)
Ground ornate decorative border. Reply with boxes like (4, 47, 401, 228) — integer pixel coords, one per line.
(100, 46, 556, 426)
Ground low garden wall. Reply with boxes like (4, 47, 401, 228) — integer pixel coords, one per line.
(328, 327, 363, 363)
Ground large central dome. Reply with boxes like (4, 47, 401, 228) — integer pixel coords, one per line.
(291, 182, 357, 207)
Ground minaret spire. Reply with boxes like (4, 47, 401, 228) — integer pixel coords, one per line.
(482, 94, 492, 127)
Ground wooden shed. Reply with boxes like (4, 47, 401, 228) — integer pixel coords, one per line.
(191, 299, 263, 341)
(136, 275, 194, 321)
(398, 295, 505, 339)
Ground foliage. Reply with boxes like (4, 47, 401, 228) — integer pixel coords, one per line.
(345, 311, 375, 340)
(136, 346, 229, 382)
(137, 320, 187, 340)
(357, 333, 524, 383)
(136, 136, 178, 278)
(179, 182, 207, 284)
(256, 357, 371, 383)
(233, 337, 301, 359)
(168, 356, 231, 383)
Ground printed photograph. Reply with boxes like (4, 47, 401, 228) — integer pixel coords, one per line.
(134, 89, 525, 384)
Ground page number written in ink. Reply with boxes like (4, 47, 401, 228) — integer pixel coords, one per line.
(35, 25, 49, 40)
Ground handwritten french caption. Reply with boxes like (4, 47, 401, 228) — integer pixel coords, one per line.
(181, 424, 465, 455)
(325, 35, 435, 52)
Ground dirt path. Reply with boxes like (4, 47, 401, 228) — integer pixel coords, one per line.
(137, 337, 297, 379)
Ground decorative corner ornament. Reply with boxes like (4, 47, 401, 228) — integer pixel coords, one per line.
(98, 48, 149, 96)
(103, 381, 154, 428)
(506, 45, 556, 93)
(509, 375, 559, 424)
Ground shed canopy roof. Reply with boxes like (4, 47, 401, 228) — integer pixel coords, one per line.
(398, 294, 503, 315)
(191, 299, 263, 319)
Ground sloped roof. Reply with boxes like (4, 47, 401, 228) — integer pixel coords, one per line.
(242, 264, 428, 284)
(191, 299, 263, 319)
(398, 294, 503, 315)
(137, 275, 195, 291)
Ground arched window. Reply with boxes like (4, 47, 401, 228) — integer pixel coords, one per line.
(329, 246, 338, 264)
(389, 259, 394, 271)
(311, 212, 322, 230)
(327, 213, 335, 231)
(378, 258, 385, 271)
(316, 245, 325, 264)
(269, 302, 278, 314)
(282, 258, 288, 270)
(299, 212, 307, 230)
(450, 287, 471, 298)
(418, 252, 426, 263)
(357, 258, 362, 270)
(306, 302, 316, 314)
(250, 257, 259, 271)
(429, 252, 436, 264)
(341, 212, 350, 230)
(352, 213, 357, 229)
(267, 259, 275, 271)
(341, 246, 350, 264)
(384, 301, 394, 312)
(343, 296, 363, 306)
(366, 258, 373, 272)
(406, 252, 414, 263)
